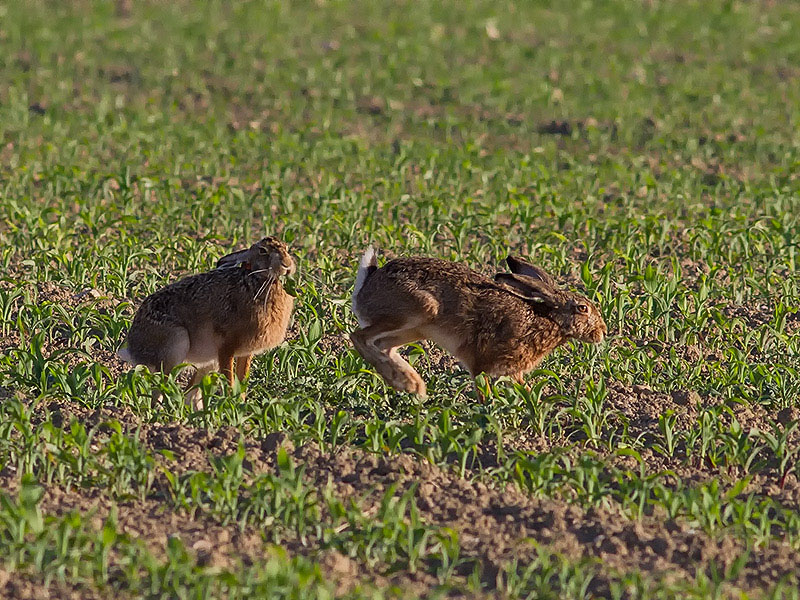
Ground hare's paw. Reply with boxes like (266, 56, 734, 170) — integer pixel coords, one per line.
(390, 365, 427, 398)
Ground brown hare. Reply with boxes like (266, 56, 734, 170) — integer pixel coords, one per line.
(350, 248, 606, 397)
(117, 236, 296, 408)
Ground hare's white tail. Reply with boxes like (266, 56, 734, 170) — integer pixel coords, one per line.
(116, 347, 135, 364)
(352, 246, 377, 326)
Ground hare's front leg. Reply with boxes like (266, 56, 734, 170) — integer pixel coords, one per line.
(233, 354, 252, 401)
(235, 355, 252, 382)
(218, 348, 236, 387)
(218, 348, 248, 400)
(350, 322, 427, 397)
(506, 371, 531, 390)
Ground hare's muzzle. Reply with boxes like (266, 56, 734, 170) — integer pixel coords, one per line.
(593, 321, 608, 343)
(280, 258, 296, 276)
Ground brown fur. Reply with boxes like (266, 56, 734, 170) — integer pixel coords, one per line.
(118, 237, 295, 408)
(350, 252, 606, 397)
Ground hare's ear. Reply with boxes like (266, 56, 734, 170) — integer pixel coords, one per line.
(505, 256, 557, 288)
(495, 273, 558, 307)
(216, 248, 252, 269)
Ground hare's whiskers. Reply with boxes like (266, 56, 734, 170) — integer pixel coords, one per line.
(262, 276, 276, 308)
(247, 268, 271, 277)
(254, 274, 276, 302)
(254, 279, 269, 300)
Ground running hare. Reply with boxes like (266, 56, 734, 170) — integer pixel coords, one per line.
(117, 236, 296, 408)
(350, 248, 606, 397)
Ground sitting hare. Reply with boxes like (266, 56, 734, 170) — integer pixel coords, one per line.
(117, 236, 296, 408)
(350, 248, 606, 397)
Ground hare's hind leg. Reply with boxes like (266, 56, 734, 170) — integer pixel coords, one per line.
(154, 327, 191, 373)
(350, 323, 427, 397)
(142, 327, 191, 406)
(185, 362, 216, 411)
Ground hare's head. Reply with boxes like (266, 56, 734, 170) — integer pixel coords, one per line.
(217, 236, 296, 278)
(495, 256, 607, 343)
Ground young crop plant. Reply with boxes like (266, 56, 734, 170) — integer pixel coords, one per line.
(515, 371, 568, 440)
(568, 378, 617, 449)
(653, 410, 679, 459)
(757, 420, 800, 489)
(162, 446, 322, 542)
(495, 545, 596, 600)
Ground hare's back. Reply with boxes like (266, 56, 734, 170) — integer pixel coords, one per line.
(137, 270, 235, 326)
(377, 257, 491, 288)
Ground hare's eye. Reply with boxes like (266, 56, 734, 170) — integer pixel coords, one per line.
(575, 304, 589, 314)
